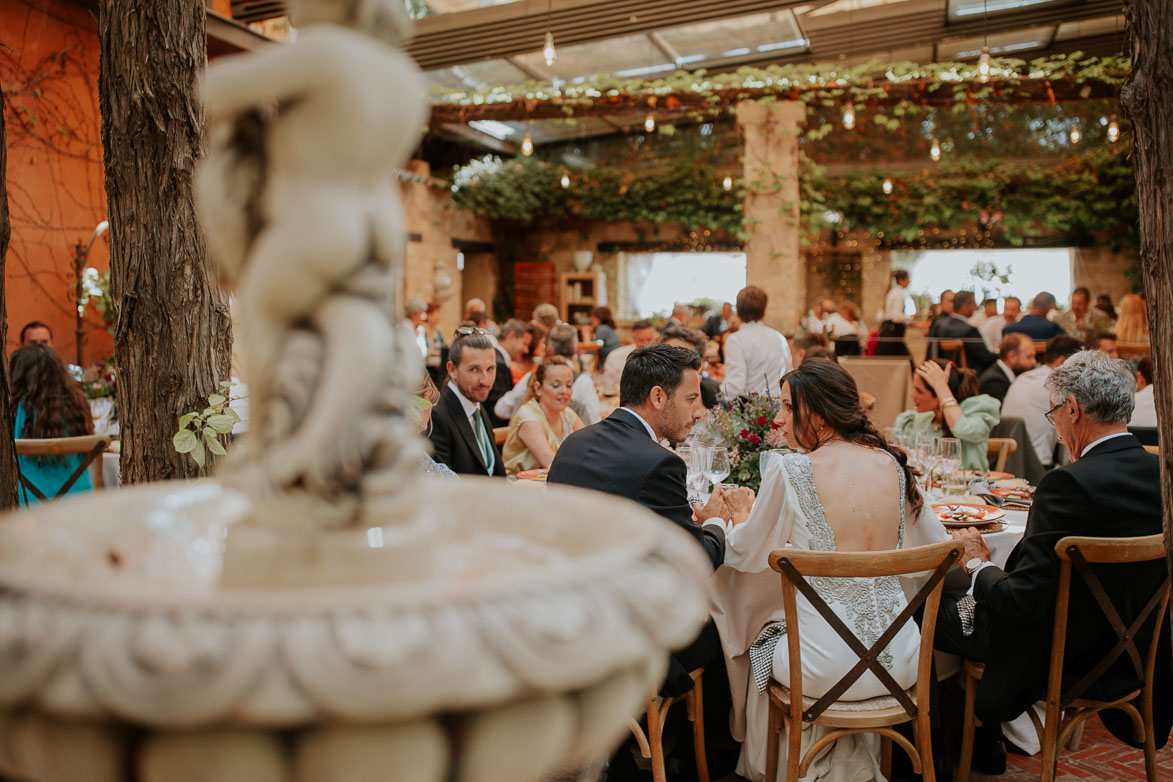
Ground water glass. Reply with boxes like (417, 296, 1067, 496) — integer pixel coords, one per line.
(705, 447, 731, 490)
(936, 438, 963, 495)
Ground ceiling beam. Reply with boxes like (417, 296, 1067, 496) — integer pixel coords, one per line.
(647, 31, 681, 65)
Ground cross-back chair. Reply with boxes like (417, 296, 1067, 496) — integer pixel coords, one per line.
(15, 435, 111, 503)
(958, 533, 1170, 782)
(986, 438, 1018, 473)
(764, 539, 963, 782)
(625, 666, 709, 782)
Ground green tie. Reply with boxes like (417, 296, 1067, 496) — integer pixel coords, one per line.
(473, 408, 496, 474)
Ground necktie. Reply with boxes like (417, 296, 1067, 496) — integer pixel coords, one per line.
(473, 408, 495, 474)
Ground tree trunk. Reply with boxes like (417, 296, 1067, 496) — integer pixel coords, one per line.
(0, 86, 21, 510)
(1122, 0, 1173, 597)
(97, 0, 232, 483)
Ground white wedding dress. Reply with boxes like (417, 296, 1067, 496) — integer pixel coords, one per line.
(709, 450, 947, 782)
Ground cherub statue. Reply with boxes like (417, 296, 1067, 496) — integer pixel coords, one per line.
(196, 0, 428, 527)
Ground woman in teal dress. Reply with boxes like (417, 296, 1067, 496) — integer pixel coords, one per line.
(10, 344, 94, 505)
(894, 358, 1001, 471)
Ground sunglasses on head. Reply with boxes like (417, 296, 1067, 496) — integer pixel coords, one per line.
(454, 326, 491, 338)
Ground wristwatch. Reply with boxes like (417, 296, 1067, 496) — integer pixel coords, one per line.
(965, 557, 986, 575)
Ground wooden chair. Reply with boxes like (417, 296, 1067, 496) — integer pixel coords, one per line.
(626, 667, 709, 782)
(15, 435, 112, 502)
(1143, 444, 1159, 456)
(764, 539, 964, 782)
(493, 426, 508, 446)
(937, 339, 966, 369)
(986, 437, 1018, 473)
(958, 533, 1170, 782)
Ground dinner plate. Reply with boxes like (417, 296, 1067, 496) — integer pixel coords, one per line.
(963, 470, 1014, 481)
(515, 468, 549, 481)
(932, 503, 1006, 527)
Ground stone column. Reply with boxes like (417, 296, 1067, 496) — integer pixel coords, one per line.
(737, 101, 806, 332)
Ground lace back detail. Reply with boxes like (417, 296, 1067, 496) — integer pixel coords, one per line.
(781, 453, 835, 552)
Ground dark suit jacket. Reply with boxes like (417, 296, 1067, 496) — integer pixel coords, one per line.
(485, 350, 513, 429)
(977, 361, 1012, 403)
(928, 314, 996, 372)
(428, 384, 506, 477)
(701, 377, 721, 410)
(1002, 313, 1065, 341)
(547, 408, 725, 569)
(972, 435, 1169, 746)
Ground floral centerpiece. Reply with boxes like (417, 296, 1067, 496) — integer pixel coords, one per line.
(690, 393, 788, 492)
(80, 357, 116, 400)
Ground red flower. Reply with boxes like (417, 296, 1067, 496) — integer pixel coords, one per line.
(770, 421, 780, 430)
(749, 434, 761, 445)
(739, 429, 750, 439)
(756, 415, 767, 425)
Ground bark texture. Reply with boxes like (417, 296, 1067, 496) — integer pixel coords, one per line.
(98, 0, 232, 483)
(1122, 0, 1173, 594)
(0, 86, 21, 510)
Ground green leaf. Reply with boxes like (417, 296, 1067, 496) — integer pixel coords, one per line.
(178, 413, 197, 429)
(223, 407, 242, 424)
(207, 394, 226, 406)
(207, 414, 236, 434)
(204, 431, 227, 456)
(173, 429, 199, 454)
(192, 441, 206, 468)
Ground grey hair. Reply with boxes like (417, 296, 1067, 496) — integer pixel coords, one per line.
(405, 298, 427, 316)
(1044, 349, 1136, 424)
(547, 323, 579, 358)
(1032, 291, 1057, 311)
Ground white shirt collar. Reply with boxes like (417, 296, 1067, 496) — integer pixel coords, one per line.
(619, 407, 658, 440)
(448, 382, 480, 422)
(997, 359, 1015, 384)
(1080, 431, 1131, 458)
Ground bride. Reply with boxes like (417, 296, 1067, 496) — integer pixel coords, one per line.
(710, 359, 946, 781)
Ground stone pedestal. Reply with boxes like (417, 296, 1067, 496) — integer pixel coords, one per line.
(737, 101, 806, 332)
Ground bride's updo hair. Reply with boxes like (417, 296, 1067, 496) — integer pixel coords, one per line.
(783, 359, 923, 515)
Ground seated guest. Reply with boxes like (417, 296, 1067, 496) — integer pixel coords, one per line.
(894, 359, 1000, 471)
(1001, 335, 1083, 469)
(1054, 286, 1109, 341)
(799, 345, 836, 365)
(428, 328, 506, 477)
(969, 297, 997, 328)
(10, 344, 95, 505)
(513, 322, 545, 384)
(722, 285, 792, 399)
(789, 330, 828, 366)
(599, 318, 657, 395)
(661, 323, 721, 408)
(590, 306, 620, 367)
(531, 302, 560, 332)
(979, 295, 1020, 352)
(935, 350, 1169, 772)
(502, 357, 584, 476)
(463, 297, 498, 336)
(19, 321, 53, 347)
(928, 288, 955, 324)
(825, 300, 866, 356)
(1002, 291, 1066, 341)
(1087, 330, 1119, 359)
(929, 291, 996, 372)
(486, 319, 530, 428)
(710, 359, 946, 781)
(1095, 293, 1118, 325)
(977, 333, 1036, 403)
(495, 323, 601, 425)
(414, 375, 457, 479)
(662, 303, 690, 330)
(702, 301, 734, 339)
(403, 298, 429, 359)
(1116, 293, 1149, 344)
(1131, 357, 1157, 427)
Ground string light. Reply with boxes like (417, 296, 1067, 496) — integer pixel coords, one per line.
(1069, 126, 1081, 144)
(722, 175, 734, 191)
(978, 46, 991, 83)
(842, 103, 856, 130)
(543, 31, 557, 67)
(644, 112, 656, 132)
(1107, 115, 1120, 143)
(882, 178, 894, 194)
(930, 138, 941, 161)
(521, 131, 534, 156)
(560, 171, 570, 188)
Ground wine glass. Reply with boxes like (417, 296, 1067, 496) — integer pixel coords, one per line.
(705, 447, 731, 492)
(678, 446, 705, 504)
(936, 437, 962, 496)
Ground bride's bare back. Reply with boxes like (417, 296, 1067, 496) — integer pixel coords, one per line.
(806, 441, 904, 552)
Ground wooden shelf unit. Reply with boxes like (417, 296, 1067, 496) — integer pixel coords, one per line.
(560, 271, 605, 325)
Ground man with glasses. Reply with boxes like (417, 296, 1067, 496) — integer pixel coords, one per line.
(427, 327, 505, 477)
(1001, 335, 1082, 469)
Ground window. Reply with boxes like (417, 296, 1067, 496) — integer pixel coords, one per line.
(619, 252, 747, 319)
(893, 248, 1073, 309)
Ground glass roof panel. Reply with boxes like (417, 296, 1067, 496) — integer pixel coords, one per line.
(946, 0, 1075, 23)
(937, 25, 1056, 60)
(513, 34, 675, 84)
(1054, 14, 1124, 41)
(419, 0, 523, 15)
(806, 0, 916, 17)
(657, 11, 808, 65)
(425, 59, 531, 91)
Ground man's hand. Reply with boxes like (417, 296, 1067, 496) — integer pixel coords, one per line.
(950, 527, 991, 563)
(724, 486, 756, 526)
(693, 485, 728, 523)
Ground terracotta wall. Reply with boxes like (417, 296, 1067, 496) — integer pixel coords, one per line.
(2, 0, 110, 362)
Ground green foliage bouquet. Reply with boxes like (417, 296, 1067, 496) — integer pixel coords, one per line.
(690, 393, 789, 493)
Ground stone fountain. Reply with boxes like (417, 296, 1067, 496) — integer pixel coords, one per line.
(0, 2, 710, 780)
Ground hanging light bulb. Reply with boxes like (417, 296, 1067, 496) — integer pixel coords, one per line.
(722, 175, 734, 191)
(930, 138, 941, 162)
(1070, 126, 1081, 144)
(543, 31, 557, 67)
(978, 46, 991, 83)
(842, 103, 856, 130)
(560, 172, 570, 189)
(521, 132, 534, 157)
(644, 112, 656, 133)
(1107, 115, 1120, 143)
(882, 178, 894, 195)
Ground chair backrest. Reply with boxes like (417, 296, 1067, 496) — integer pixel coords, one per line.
(986, 437, 1018, 473)
(493, 426, 508, 446)
(1048, 534, 1170, 709)
(14, 435, 111, 502)
(937, 339, 966, 369)
(1143, 444, 1159, 456)
(768, 540, 964, 723)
